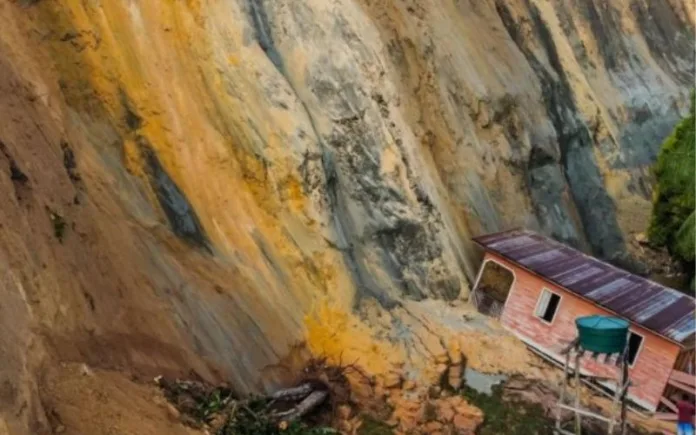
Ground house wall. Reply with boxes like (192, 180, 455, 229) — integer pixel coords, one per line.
(481, 253, 681, 411)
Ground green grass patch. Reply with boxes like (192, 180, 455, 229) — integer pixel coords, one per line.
(460, 385, 553, 435)
(218, 406, 335, 435)
(49, 210, 67, 242)
(356, 415, 393, 435)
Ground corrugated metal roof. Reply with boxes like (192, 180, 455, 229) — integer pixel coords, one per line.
(473, 228, 696, 346)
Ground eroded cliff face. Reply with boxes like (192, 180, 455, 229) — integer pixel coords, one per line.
(0, 0, 692, 433)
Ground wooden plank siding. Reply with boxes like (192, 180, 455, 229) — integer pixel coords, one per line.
(674, 349, 695, 375)
(661, 349, 695, 409)
(670, 370, 696, 386)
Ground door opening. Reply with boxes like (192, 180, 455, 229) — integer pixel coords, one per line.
(472, 260, 515, 317)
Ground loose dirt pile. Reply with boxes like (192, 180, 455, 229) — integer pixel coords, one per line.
(38, 363, 202, 435)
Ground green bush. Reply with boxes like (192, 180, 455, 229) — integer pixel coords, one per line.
(648, 91, 695, 288)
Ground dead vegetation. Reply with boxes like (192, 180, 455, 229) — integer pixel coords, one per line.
(157, 357, 366, 434)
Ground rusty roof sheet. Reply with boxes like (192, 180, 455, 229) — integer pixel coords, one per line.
(473, 228, 696, 346)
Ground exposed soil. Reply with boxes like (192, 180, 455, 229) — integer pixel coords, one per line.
(38, 363, 202, 435)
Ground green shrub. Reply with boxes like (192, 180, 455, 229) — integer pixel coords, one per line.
(49, 211, 67, 242)
(648, 91, 695, 287)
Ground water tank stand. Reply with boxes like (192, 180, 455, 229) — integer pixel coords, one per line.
(554, 337, 630, 435)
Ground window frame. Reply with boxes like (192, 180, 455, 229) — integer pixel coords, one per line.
(533, 287, 563, 325)
(626, 330, 645, 367)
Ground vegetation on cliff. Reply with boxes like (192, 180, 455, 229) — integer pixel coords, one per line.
(648, 92, 695, 290)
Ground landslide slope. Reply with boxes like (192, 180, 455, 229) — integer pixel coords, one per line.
(0, 0, 691, 433)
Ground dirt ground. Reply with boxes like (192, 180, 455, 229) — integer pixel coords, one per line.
(33, 338, 676, 435)
(38, 363, 202, 435)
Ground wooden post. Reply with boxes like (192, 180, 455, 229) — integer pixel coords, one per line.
(607, 385, 618, 434)
(470, 260, 486, 309)
(555, 337, 633, 435)
(557, 350, 570, 431)
(620, 354, 629, 435)
(608, 348, 629, 435)
(574, 350, 582, 435)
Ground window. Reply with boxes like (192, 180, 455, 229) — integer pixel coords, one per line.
(535, 289, 561, 323)
(626, 331, 644, 366)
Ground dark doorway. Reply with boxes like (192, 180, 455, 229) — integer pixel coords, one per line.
(473, 261, 515, 317)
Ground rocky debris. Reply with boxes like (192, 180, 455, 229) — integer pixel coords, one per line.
(634, 233, 648, 245)
(154, 354, 486, 434)
(363, 355, 484, 434)
(78, 363, 93, 377)
(382, 372, 402, 389)
(382, 391, 483, 435)
(628, 232, 689, 290)
(445, 340, 464, 391)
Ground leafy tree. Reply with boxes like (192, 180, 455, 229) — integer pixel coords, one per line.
(648, 91, 695, 290)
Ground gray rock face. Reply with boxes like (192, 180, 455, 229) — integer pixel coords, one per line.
(247, 0, 468, 304)
(257, 0, 693, 284)
(490, 0, 692, 265)
(139, 138, 211, 253)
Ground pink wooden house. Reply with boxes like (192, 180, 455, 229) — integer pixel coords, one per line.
(471, 229, 695, 416)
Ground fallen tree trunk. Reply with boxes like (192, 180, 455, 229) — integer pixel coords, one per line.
(270, 383, 314, 401)
(280, 390, 329, 423)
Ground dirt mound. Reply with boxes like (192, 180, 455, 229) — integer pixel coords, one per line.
(38, 363, 202, 435)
